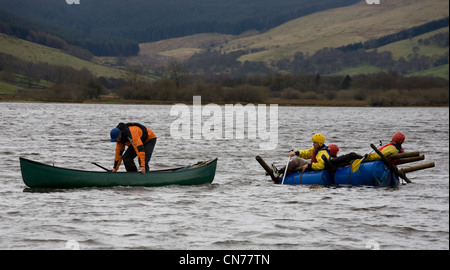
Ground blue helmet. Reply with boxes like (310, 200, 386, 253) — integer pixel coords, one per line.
(110, 128, 121, 142)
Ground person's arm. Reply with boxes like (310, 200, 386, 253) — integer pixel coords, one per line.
(289, 147, 314, 159)
(112, 143, 125, 172)
(130, 128, 146, 174)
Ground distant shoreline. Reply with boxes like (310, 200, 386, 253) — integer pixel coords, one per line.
(1, 95, 448, 107)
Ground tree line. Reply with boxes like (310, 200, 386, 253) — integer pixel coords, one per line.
(282, 46, 449, 75)
(337, 17, 449, 52)
(115, 68, 449, 106)
(1, 52, 447, 106)
(181, 44, 448, 78)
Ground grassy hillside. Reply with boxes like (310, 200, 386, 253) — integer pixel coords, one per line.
(0, 0, 360, 56)
(331, 26, 449, 79)
(408, 64, 449, 79)
(0, 80, 17, 94)
(376, 27, 449, 60)
(228, 0, 449, 63)
(1, 0, 448, 86)
(138, 0, 449, 66)
(0, 34, 129, 79)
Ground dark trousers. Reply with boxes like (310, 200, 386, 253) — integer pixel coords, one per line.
(123, 138, 157, 172)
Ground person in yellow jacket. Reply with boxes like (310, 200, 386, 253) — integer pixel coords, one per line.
(272, 142, 339, 183)
(365, 132, 405, 163)
(288, 133, 331, 172)
(110, 122, 157, 174)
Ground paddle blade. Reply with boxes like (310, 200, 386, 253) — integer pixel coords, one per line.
(351, 159, 362, 173)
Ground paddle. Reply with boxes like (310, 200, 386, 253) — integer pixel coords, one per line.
(281, 156, 291, 185)
(92, 162, 110, 172)
(352, 141, 382, 173)
(281, 150, 294, 185)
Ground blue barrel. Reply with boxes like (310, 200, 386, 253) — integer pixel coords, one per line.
(334, 161, 400, 187)
(281, 169, 333, 185)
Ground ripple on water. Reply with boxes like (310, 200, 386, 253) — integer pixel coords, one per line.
(0, 104, 448, 250)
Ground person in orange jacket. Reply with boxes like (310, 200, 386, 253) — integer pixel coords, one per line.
(110, 123, 157, 174)
(366, 132, 405, 164)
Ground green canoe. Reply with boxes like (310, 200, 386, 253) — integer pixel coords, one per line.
(20, 157, 217, 188)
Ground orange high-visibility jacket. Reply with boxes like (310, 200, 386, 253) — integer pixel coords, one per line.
(114, 126, 157, 170)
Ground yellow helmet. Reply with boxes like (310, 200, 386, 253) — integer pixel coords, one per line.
(312, 133, 325, 146)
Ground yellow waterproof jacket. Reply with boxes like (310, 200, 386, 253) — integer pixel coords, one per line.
(296, 146, 330, 170)
(366, 144, 402, 162)
(114, 126, 157, 170)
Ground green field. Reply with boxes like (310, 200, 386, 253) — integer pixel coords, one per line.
(408, 64, 449, 79)
(0, 72, 54, 94)
(0, 81, 18, 94)
(332, 27, 449, 79)
(376, 28, 449, 60)
(0, 34, 130, 79)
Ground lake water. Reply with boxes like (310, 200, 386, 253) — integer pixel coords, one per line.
(0, 102, 448, 250)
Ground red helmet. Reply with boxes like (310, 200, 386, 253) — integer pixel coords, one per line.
(328, 144, 340, 157)
(392, 132, 405, 145)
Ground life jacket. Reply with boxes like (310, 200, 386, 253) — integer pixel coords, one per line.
(379, 143, 404, 153)
(116, 122, 149, 144)
(311, 144, 329, 164)
(379, 143, 404, 164)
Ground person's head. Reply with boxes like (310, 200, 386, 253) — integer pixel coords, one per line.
(110, 128, 121, 142)
(391, 132, 405, 146)
(312, 133, 325, 149)
(328, 144, 339, 157)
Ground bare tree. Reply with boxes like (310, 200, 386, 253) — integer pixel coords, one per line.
(167, 60, 188, 89)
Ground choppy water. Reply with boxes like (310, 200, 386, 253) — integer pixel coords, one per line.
(0, 102, 448, 250)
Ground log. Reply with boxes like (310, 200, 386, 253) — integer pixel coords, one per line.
(256, 155, 273, 174)
(389, 151, 420, 160)
(400, 162, 435, 174)
(256, 155, 277, 183)
(396, 155, 425, 165)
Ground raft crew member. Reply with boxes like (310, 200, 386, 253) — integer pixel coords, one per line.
(110, 122, 157, 174)
(275, 142, 340, 181)
(365, 132, 405, 164)
(289, 133, 331, 172)
(328, 144, 363, 168)
(328, 144, 340, 159)
(272, 133, 333, 183)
